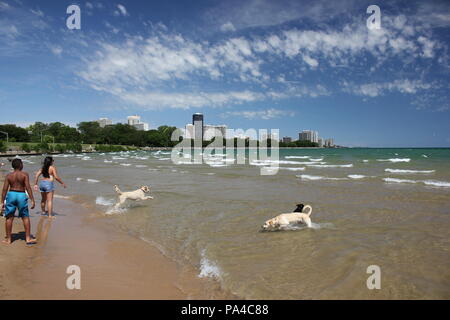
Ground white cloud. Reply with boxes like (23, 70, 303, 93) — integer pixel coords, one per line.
(220, 22, 236, 32)
(75, 12, 444, 110)
(221, 108, 295, 120)
(344, 80, 434, 97)
(114, 4, 129, 16)
(118, 90, 265, 109)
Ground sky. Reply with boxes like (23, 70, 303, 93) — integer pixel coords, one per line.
(0, 0, 449, 147)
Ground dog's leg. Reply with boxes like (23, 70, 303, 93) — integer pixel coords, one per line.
(143, 196, 154, 200)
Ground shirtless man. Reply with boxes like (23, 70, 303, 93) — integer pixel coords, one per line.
(1, 158, 36, 245)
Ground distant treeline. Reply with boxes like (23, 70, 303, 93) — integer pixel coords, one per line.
(0, 122, 178, 147)
(0, 122, 319, 150)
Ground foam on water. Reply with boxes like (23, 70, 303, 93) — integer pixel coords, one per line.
(348, 174, 366, 179)
(120, 163, 131, 166)
(385, 168, 435, 174)
(383, 178, 417, 184)
(280, 167, 306, 171)
(307, 164, 353, 168)
(95, 196, 115, 206)
(285, 156, 310, 159)
(87, 179, 100, 183)
(297, 174, 348, 181)
(54, 194, 71, 199)
(198, 250, 222, 280)
(383, 177, 450, 188)
(377, 158, 411, 163)
(423, 180, 450, 188)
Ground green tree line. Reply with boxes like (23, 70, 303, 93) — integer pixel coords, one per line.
(0, 122, 178, 147)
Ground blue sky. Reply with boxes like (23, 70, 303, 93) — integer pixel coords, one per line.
(0, 0, 449, 147)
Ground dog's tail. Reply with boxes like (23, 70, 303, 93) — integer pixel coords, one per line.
(303, 205, 312, 217)
(113, 185, 122, 195)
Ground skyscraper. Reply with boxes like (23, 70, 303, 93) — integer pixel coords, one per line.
(193, 113, 204, 142)
(299, 130, 319, 143)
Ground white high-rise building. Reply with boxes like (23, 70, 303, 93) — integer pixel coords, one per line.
(127, 115, 149, 131)
(299, 130, 319, 143)
(127, 115, 140, 125)
(97, 118, 112, 128)
(185, 124, 194, 139)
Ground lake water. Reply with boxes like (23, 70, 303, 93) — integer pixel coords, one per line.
(18, 148, 450, 299)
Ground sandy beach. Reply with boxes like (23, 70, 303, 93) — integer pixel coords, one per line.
(0, 172, 221, 300)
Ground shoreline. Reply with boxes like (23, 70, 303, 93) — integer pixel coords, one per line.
(0, 173, 230, 299)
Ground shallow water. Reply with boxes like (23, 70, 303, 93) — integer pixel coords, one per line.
(19, 148, 450, 299)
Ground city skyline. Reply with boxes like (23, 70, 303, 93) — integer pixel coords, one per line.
(1, 0, 449, 147)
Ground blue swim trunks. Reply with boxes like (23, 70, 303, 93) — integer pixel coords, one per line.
(39, 180, 55, 193)
(4, 191, 29, 218)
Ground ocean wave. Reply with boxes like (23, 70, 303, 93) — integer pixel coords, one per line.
(87, 179, 100, 183)
(363, 160, 369, 163)
(251, 159, 311, 165)
(383, 178, 450, 188)
(377, 158, 411, 163)
(120, 163, 131, 166)
(307, 164, 353, 168)
(112, 156, 127, 160)
(157, 157, 171, 161)
(422, 180, 450, 188)
(104, 160, 113, 163)
(296, 174, 348, 181)
(348, 174, 366, 179)
(385, 168, 435, 174)
(280, 167, 306, 171)
(285, 156, 310, 159)
(198, 250, 222, 280)
(135, 165, 148, 168)
(383, 178, 417, 184)
(309, 158, 324, 162)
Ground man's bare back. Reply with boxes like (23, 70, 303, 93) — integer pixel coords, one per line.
(7, 170, 29, 192)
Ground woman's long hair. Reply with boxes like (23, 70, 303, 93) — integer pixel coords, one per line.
(42, 156, 54, 178)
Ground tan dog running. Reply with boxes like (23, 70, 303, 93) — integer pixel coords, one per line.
(262, 204, 313, 230)
(113, 185, 153, 208)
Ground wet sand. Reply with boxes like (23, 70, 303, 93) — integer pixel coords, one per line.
(0, 173, 213, 299)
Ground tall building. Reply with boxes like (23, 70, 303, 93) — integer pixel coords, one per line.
(193, 113, 204, 142)
(127, 115, 141, 126)
(185, 124, 194, 139)
(299, 130, 319, 143)
(97, 118, 112, 128)
(318, 138, 324, 147)
(127, 115, 149, 131)
(282, 137, 292, 143)
(325, 138, 334, 147)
